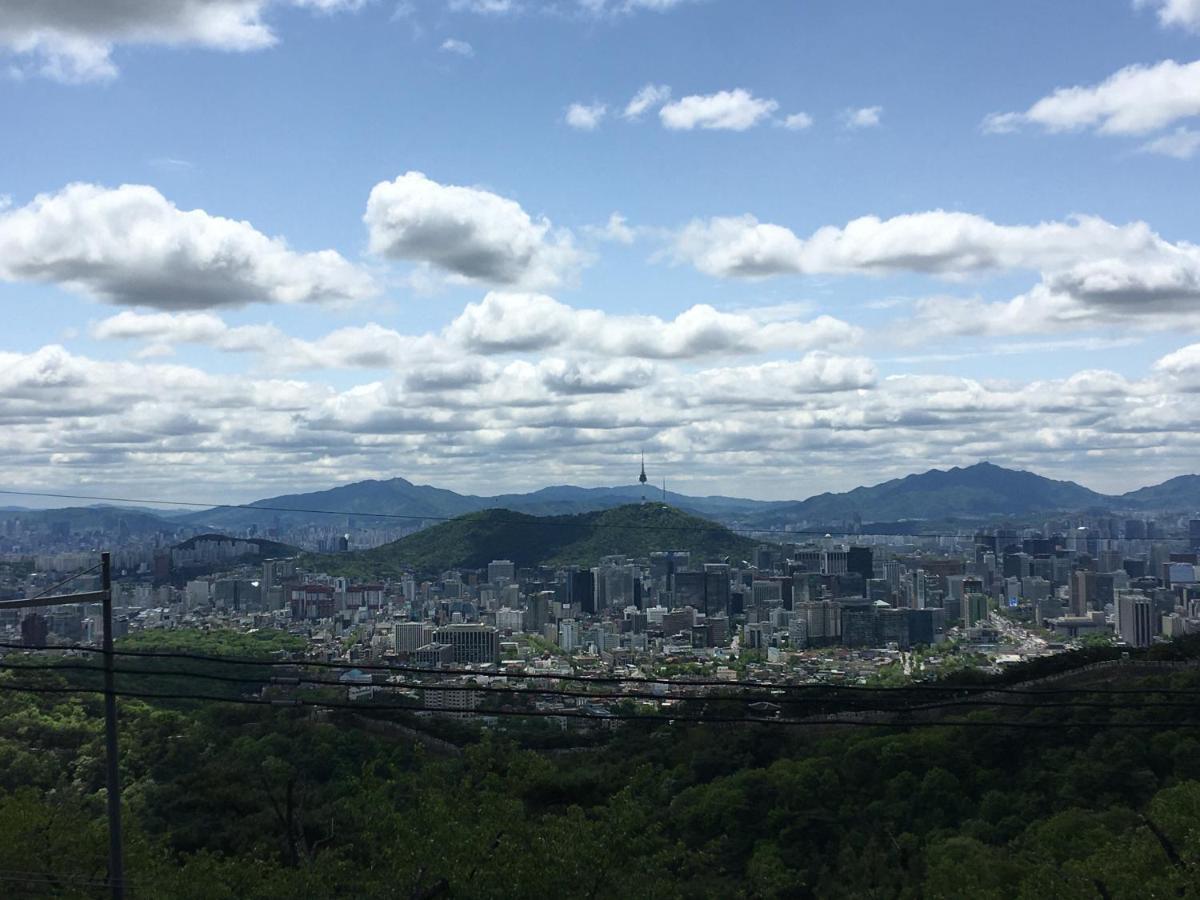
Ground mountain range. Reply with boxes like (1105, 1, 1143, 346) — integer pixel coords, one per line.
(176, 462, 1200, 533)
(8, 463, 1200, 537)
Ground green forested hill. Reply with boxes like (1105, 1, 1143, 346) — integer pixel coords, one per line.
(314, 503, 763, 576)
(2, 631, 1200, 898)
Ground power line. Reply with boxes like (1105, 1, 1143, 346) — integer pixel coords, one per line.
(0, 487, 1017, 541)
(10, 659, 1200, 711)
(0, 678, 1197, 730)
(4, 641, 1199, 696)
(20, 563, 102, 604)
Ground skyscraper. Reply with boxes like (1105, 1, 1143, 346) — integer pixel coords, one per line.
(1117, 593, 1153, 648)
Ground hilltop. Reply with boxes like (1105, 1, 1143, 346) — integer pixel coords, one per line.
(739, 462, 1113, 526)
(311, 503, 763, 576)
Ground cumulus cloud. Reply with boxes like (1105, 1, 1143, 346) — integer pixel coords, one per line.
(444, 292, 861, 358)
(842, 106, 882, 129)
(1154, 341, 1200, 376)
(910, 259, 1200, 339)
(565, 101, 607, 130)
(660, 89, 779, 131)
(91, 292, 859, 368)
(780, 112, 814, 131)
(0, 0, 366, 83)
(1136, 0, 1200, 32)
(0, 183, 376, 310)
(363, 171, 587, 289)
(983, 59, 1200, 136)
(12, 338, 1199, 503)
(89, 310, 450, 370)
(672, 210, 1184, 280)
(623, 83, 671, 119)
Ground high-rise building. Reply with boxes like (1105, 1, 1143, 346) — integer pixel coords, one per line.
(433, 624, 500, 664)
(847, 547, 873, 585)
(558, 619, 577, 653)
(1190, 520, 1200, 552)
(487, 560, 516, 585)
(396, 622, 434, 654)
(1070, 570, 1097, 616)
(1117, 593, 1153, 648)
(965, 593, 990, 627)
(569, 570, 596, 615)
(21, 613, 48, 647)
(704, 565, 731, 617)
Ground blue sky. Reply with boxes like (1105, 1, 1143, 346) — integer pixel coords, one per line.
(3, 0, 1200, 503)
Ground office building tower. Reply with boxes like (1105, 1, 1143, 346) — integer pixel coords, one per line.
(1117, 593, 1153, 648)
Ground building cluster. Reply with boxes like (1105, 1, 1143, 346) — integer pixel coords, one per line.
(3, 512, 1200, 683)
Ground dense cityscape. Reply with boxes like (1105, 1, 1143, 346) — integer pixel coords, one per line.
(8, 0, 1200, 894)
(5, 468, 1200, 724)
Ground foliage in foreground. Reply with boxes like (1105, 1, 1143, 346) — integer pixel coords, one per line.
(1, 639, 1200, 897)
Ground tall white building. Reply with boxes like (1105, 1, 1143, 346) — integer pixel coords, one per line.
(395, 621, 434, 654)
(558, 619, 577, 653)
(1117, 592, 1153, 648)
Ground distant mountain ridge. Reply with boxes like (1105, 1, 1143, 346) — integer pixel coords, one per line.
(14, 463, 1200, 537)
(177, 477, 783, 530)
(181, 462, 1200, 532)
(743, 462, 1114, 526)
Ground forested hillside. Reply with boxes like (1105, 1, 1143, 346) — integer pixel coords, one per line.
(310, 503, 762, 576)
(0, 631, 1199, 897)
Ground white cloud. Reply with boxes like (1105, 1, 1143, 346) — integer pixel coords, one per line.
(565, 101, 607, 130)
(363, 171, 587, 289)
(0, 0, 366, 83)
(1140, 127, 1200, 158)
(1154, 341, 1200, 376)
(444, 292, 861, 358)
(660, 89, 779, 131)
(440, 37, 474, 56)
(910, 258, 1200, 339)
(623, 83, 671, 119)
(9, 339, 1200, 502)
(448, 0, 518, 13)
(842, 106, 882, 129)
(586, 212, 636, 244)
(983, 59, 1200, 136)
(672, 210, 1177, 279)
(0, 182, 376, 310)
(577, 0, 701, 14)
(91, 293, 859, 368)
(780, 112, 814, 131)
(1136, 0, 1200, 32)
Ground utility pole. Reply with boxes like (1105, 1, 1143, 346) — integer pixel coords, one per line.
(101, 552, 125, 899)
(0, 551, 125, 898)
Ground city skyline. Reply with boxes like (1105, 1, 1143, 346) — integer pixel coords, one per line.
(4, 0, 1200, 501)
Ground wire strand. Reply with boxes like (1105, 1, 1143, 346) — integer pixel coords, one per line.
(4, 641, 1199, 696)
(8, 660, 1200, 710)
(1, 674, 1199, 729)
(19, 563, 103, 603)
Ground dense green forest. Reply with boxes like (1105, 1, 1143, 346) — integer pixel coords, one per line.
(306, 503, 764, 577)
(1, 631, 1199, 897)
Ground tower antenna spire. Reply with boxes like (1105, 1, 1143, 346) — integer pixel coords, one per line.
(639, 450, 647, 503)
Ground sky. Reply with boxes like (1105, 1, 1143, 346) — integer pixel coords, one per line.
(3, 0, 1200, 504)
